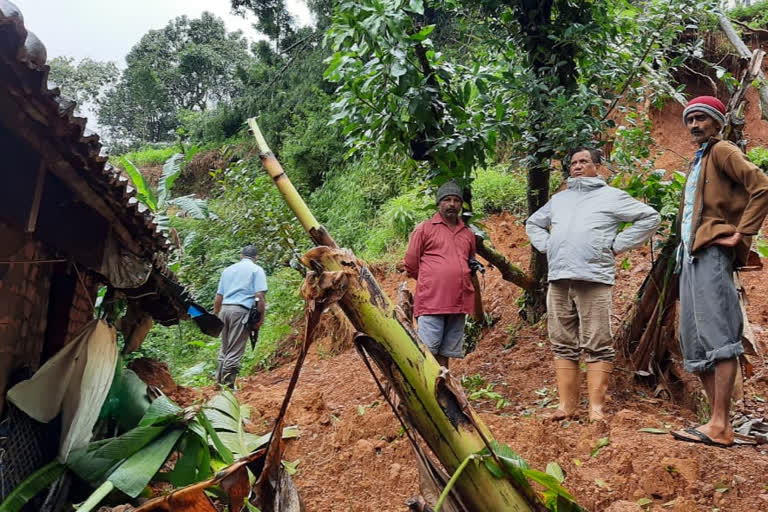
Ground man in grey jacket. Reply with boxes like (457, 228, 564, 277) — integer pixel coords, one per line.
(526, 147, 660, 421)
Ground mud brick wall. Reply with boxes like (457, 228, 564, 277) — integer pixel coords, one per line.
(65, 272, 97, 345)
(0, 221, 54, 416)
(0, 222, 53, 372)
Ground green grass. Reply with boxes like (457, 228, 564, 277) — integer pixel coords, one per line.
(121, 145, 178, 167)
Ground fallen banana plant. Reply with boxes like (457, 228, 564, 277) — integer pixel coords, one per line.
(248, 118, 584, 511)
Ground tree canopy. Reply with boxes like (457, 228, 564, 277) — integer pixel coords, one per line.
(98, 12, 252, 147)
(47, 56, 119, 115)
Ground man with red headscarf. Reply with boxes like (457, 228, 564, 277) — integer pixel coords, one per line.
(671, 96, 768, 447)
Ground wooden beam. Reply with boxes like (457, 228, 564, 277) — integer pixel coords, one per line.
(26, 160, 45, 233)
(718, 15, 768, 121)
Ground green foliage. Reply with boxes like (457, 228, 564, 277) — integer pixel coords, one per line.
(134, 268, 303, 382)
(472, 166, 528, 215)
(479, 440, 585, 512)
(0, 462, 66, 512)
(466, 382, 510, 410)
(325, 0, 716, 198)
(120, 157, 157, 210)
(325, 0, 510, 187)
(613, 170, 686, 234)
(118, 153, 210, 233)
(2, 390, 296, 512)
(47, 56, 119, 115)
(309, 154, 415, 253)
(729, 0, 768, 28)
(748, 146, 768, 173)
(98, 12, 252, 146)
(610, 111, 658, 175)
(360, 188, 432, 261)
(122, 145, 179, 167)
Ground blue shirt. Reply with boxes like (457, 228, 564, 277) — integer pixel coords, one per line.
(216, 258, 268, 308)
(681, 143, 707, 252)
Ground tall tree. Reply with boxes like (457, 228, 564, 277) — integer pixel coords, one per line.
(98, 12, 252, 146)
(231, 0, 296, 50)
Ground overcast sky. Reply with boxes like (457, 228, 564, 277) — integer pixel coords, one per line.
(18, 0, 313, 65)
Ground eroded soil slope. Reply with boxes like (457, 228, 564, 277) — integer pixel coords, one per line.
(174, 211, 768, 512)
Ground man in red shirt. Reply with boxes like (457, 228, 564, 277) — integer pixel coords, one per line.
(404, 181, 476, 368)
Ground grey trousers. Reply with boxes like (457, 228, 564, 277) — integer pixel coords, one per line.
(216, 304, 250, 386)
(417, 314, 466, 358)
(679, 245, 743, 373)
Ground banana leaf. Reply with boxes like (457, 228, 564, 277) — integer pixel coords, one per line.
(196, 408, 234, 465)
(101, 368, 152, 432)
(167, 195, 210, 219)
(203, 390, 253, 458)
(167, 432, 212, 487)
(138, 395, 183, 427)
(121, 158, 157, 211)
(157, 153, 184, 210)
(0, 462, 65, 512)
(109, 427, 185, 498)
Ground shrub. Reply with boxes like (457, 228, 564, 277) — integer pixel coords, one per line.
(178, 107, 246, 145)
(729, 1, 768, 28)
(472, 166, 528, 215)
(359, 188, 432, 261)
(310, 154, 412, 253)
(748, 146, 768, 173)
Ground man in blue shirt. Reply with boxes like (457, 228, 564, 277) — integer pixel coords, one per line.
(213, 245, 267, 388)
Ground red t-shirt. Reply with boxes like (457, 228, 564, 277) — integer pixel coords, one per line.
(404, 213, 476, 317)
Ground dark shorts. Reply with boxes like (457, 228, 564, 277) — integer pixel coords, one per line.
(678, 245, 743, 373)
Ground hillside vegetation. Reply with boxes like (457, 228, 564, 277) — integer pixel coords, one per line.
(48, 0, 768, 385)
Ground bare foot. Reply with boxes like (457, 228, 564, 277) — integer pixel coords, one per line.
(549, 408, 575, 421)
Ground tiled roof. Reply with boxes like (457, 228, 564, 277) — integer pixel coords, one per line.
(0, 0, 191, 325)
(0, 0, 172, 256)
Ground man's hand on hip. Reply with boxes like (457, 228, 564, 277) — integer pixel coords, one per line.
(712, 232, 743, 247)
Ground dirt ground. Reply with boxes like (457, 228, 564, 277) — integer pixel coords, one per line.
(171, 211, 768, 512)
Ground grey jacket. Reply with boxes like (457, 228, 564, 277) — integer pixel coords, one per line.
(525, 177, 661, 285)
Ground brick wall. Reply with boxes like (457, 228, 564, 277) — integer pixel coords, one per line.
(0, 221, 53, 372)
(65, 271, 97, 345)
(0, 221, 54, 416)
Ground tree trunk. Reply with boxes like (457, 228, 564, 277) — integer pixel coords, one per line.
(474, 236, 535, 291)
(521, 163, 550, 322)
(247, 118, 550, 511)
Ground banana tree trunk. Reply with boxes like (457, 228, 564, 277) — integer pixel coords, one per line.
(246, 119, 537, 511)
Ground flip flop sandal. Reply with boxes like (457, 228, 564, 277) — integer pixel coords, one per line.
(670, 427, 733, 448)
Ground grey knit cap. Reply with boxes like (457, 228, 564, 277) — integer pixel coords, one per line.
(436, 181, 462, 205)
(241, 245, 259, 258)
